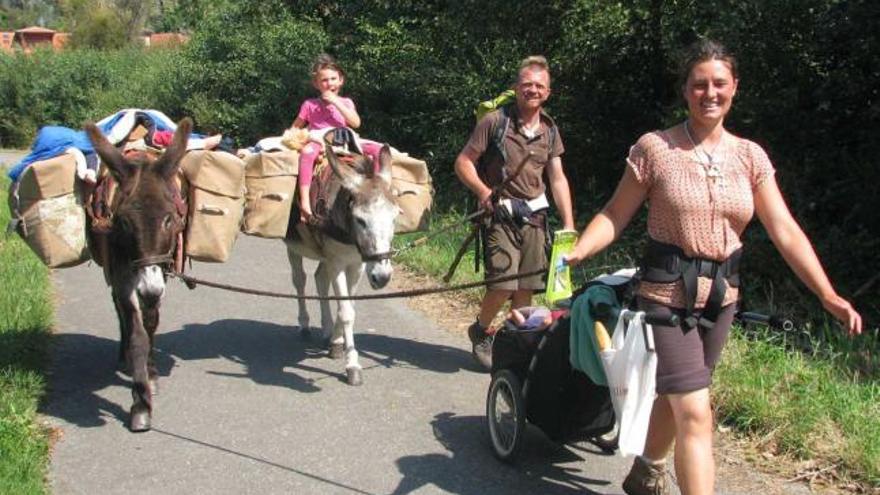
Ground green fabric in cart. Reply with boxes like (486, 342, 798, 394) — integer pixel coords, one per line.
(569, 283, 622, 386)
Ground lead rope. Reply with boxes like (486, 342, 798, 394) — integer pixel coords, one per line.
(166, 263, 619, 302)
(166, 268, 548, 301)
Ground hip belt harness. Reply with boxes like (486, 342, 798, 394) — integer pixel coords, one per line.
(639, 238, 742, 330)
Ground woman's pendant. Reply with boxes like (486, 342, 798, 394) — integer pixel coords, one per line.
(705, 155, 725, 187)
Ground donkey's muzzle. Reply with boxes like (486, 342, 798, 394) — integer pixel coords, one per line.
(136, 265, 166, 306)
(366, 260, 392, 289)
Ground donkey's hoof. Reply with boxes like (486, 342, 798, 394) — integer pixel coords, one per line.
(129, 408, 151, 432)
(328, 343, 345, 360)
(346, 368, 363, 386)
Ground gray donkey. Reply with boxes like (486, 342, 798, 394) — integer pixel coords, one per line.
(286, 142, 399, 386)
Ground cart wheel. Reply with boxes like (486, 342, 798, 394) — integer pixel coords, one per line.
(486, 369, 526, 462)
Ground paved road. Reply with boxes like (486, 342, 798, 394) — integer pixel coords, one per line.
(44, 235, 636, 495)
(0, 149, 26, 173)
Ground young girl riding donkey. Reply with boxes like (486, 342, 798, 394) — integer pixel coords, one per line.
(289, 53, 383, 223)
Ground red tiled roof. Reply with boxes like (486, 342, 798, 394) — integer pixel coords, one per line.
(15, 26, 56, 34)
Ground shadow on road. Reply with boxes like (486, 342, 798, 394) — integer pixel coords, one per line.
(42, 318, 479, 429)
(41, 331, 163, 428)
(391, 412, 613, 495)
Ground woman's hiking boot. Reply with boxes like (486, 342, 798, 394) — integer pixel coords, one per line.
(622, 456, 669, 495)
(467, 320, 493, 371)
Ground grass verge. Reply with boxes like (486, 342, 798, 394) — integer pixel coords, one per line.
(715, 327, 880, 487)
(0, 177, 53, 495)
(397, 209, 879, 489)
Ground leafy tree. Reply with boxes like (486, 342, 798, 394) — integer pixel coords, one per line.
(149, 0, 231, 32)
(0, 0, 60, 29)
(175, 1, 328, 142)
(60, 0, 128, 49)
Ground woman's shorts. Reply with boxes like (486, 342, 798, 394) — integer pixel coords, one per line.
(638, 297, 737, 395)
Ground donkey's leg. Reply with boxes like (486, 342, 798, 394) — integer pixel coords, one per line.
(325, 262, 347, 360)
(114, 284, 153, 432)
(341, 262, 365, 386)
(286, 249, 311, 338)
(143, 303, 161, 395)
(112, 292, 132, 373)
(315, 261, 335, 349)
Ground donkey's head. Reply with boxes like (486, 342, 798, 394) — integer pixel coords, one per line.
(327, 143, 399, 289)
(85, 118, 191, 306)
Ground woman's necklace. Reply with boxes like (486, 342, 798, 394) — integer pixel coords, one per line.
(684, 120, 725, 186)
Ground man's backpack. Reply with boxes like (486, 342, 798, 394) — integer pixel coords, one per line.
(475, 89, 515, 122)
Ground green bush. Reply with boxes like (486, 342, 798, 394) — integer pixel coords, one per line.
(0, 47, 185, 148)
(175, 1, 328, 143)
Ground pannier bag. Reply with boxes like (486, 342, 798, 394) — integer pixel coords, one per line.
(179, 150, 245, 262)
(390, 150, 433, 233)
(7, 154, 90, 268)
(241, 150, 298, 238)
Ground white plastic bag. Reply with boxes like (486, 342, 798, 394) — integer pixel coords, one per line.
(600, 309, 658, 456)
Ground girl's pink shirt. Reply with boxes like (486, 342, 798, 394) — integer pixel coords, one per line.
(296, 97, 356, 131)
(627, 126, 776, 308)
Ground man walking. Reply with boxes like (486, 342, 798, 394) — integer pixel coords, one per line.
(454, 55, 575, 370)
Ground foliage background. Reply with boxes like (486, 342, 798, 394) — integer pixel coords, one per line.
(1, 0, 878, 330)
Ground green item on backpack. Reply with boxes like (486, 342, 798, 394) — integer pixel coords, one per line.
(475, 89, 515, 122)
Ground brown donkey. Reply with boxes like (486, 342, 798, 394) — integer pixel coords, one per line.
(85, 118, 190, 432)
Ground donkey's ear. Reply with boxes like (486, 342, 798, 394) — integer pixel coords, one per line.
(376, 144, 393, 184)
(85, 122, 132, 183)
(325, 141, 362, 190)
(155, 117, 192, 180)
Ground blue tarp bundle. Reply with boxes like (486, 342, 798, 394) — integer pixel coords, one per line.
(7, 109, 197, 181)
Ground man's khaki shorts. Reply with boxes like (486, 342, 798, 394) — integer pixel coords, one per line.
(483, 221, 547, 291)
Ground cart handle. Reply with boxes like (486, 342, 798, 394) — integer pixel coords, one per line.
(736, 311, 794, 332)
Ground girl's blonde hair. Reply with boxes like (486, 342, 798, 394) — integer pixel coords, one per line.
(311, 53, 345, 79)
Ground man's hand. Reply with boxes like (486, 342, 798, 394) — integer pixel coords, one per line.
(478, 188, 494, 213)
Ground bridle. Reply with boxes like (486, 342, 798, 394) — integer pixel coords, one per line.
(359, 248, 394, 263)
(131, 245, 177, 269)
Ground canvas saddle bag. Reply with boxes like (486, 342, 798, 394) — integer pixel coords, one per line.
(179, 150, 245, 262)
(241, 150, 298, 238)
(390, 150, 433, 233)
(7, 154, 91, 268)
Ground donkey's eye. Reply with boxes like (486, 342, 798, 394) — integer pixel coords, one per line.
(355, 217, 368, 229)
